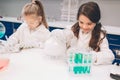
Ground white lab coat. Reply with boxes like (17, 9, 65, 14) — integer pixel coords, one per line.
(1, 22, 50, 53)
(50, 28, 114, 65)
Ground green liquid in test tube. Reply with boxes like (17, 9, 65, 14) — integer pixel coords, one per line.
(69, 52, 73, 63)
(84, 54, 87, 64)
(74, 53, 83, 64)
(88, 54, 92, 63)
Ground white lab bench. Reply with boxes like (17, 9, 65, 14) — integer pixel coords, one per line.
(0, 48, 119, 80)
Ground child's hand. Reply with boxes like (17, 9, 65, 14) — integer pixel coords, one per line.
(20, 42, 32, 49)
(20, 41, 40, 49)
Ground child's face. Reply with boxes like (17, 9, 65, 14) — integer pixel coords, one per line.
(23, 14, 42, 30)
(78, 14, 96, 33)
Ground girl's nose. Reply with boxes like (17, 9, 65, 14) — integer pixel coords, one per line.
(82, 24, 88, 29)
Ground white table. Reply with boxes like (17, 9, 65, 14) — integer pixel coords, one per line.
(0, 48, 119, 80)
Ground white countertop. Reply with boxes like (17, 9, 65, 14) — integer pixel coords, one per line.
(0, 48, 119, 80)
(103, 25, 120, 35)
(0, 17, 120, 35)
(0, 17, 22, 23)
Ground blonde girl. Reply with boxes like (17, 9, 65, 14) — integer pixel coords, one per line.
(0, 0, 50, 53)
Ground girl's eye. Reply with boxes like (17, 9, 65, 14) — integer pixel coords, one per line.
(80, 21, 83, 24)
(87, 23, 92, 25)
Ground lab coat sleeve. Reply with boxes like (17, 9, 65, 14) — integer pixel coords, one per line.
(91, 37, 114, 65)
(51, 29, 74, 46)
(51, 29, 66, 44)
(19, 26, 51, 49)
(4, 23, 25, 52)
(44, 29, 73, 58)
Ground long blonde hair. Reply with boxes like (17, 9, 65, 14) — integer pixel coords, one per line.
(22, 0, 48, 28)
